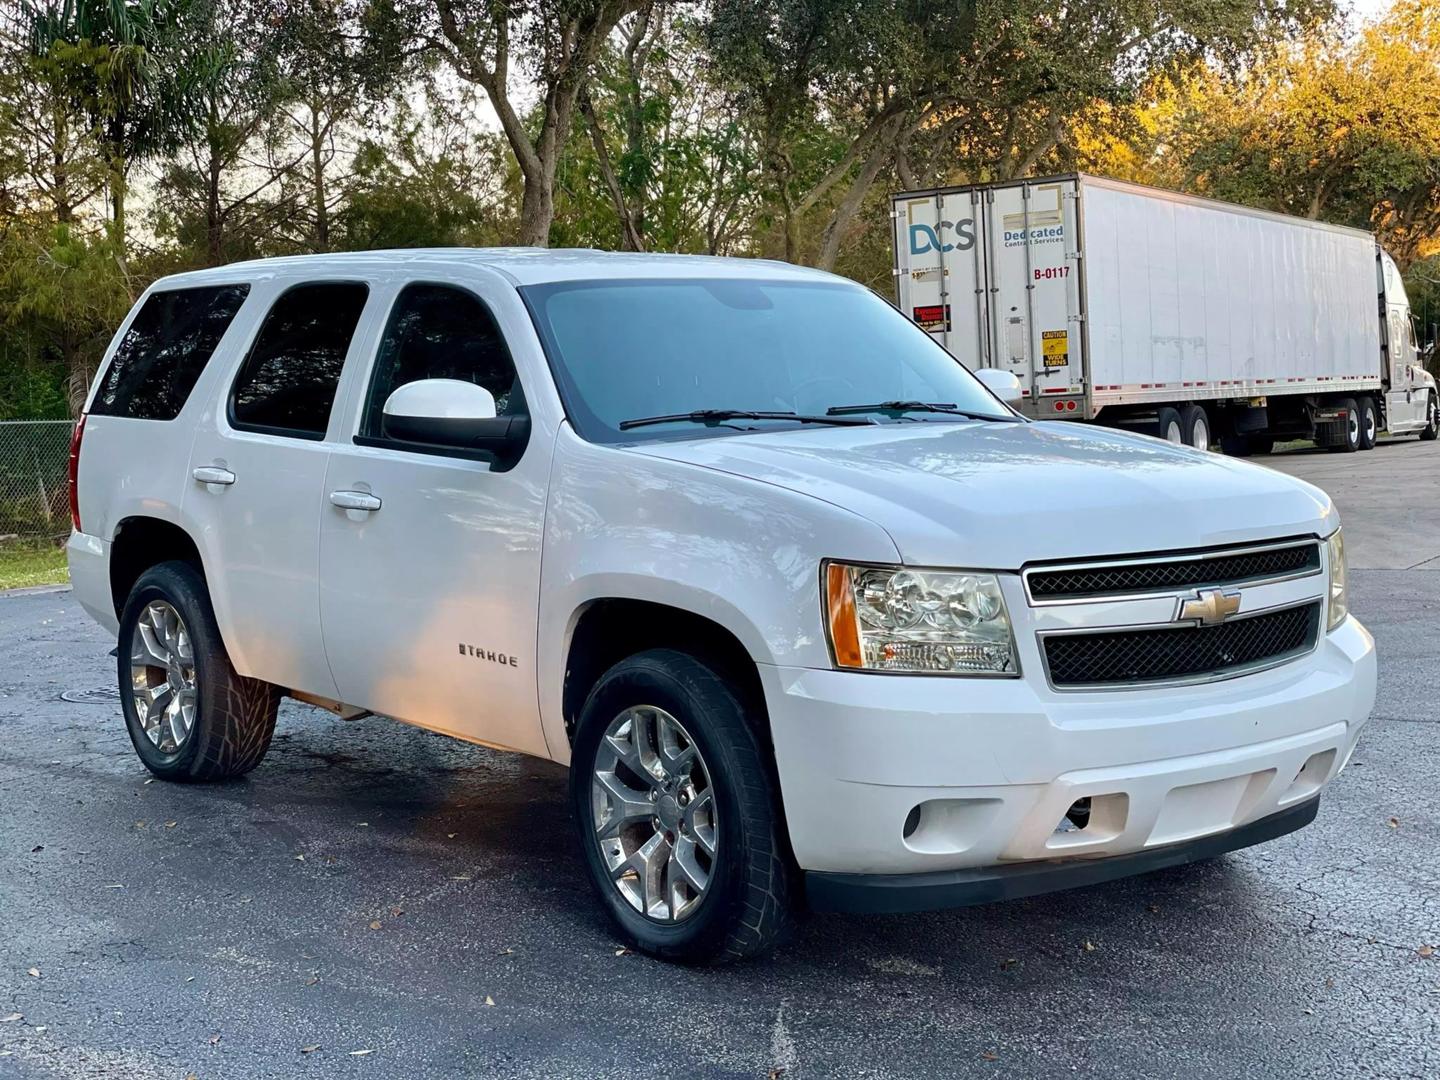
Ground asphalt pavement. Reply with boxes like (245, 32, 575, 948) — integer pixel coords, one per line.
(1, 437, 1437, 1079)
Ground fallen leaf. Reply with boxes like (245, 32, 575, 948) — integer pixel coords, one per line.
(1302, 1008, 1314, 1016)
(29, 845, 42, 853)
(27, 968, 39, 978)
(484, 996, 495, 1007)
(209, 1035, 222, 1046)
(1083, 940, 1096, 952)
(0, 1014, 22, 1023)
(614, 947, 631, 957)
(133, 821, 146, 829)
(1325, 978, 1335, 989)
(164, 822, 177, 829)
(300, 1045, 321, 1054)
(447, 832, 457, 839)
(1387, 817, 1400, 829)
(32, 1027, 45, 1034)
(1419, 944, 1435, 958)
(350, 1048, 375, 1056)
(143, 778, 155, 785)
(768, 1069, 786, 1080)
(294, 854, 305, 862)
(368, 921, 382, 931)
(499, 947, 515, 956)
(981, 1051, 999, 1062)
(390, 906, 404, 917)
(357, 822, 369, 827)
(450, 875, 471, 881)
(104, 884, 124, 890)
(998, 958, 1017, 971)
(185, 976, 195, 983)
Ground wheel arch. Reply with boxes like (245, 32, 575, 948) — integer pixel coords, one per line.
(558, 597, 770, 753)
(109, 516, 208, 620)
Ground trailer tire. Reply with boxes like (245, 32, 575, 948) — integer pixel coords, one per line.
(1180, 405, 1211, 451)
(1156, 407, 1184, 445)
(1357, 397, 1378, 451)
(1421, 393, 1438, 441)
(1327, 397, 1361, 453)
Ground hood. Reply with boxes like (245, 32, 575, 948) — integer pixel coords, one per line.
(629, 420, 1336, 568)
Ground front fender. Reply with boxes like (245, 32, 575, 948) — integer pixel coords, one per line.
(537, 428, 898, 760)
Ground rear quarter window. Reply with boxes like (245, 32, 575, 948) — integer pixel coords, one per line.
(90, 284, 250, 420)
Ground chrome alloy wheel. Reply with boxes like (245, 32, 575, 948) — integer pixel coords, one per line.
(591, 706, 717, 922)
(129, 601, 198, 754)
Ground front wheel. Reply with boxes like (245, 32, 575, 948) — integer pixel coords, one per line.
(570, 649, 792, 963)
(118, 561, 280, 782)
(1421, 393, 1439, 441)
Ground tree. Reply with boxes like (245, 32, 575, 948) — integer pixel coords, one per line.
(414, 0, 650, 246)
(23, 0, 200, 250)
(149, 2, 295, 265)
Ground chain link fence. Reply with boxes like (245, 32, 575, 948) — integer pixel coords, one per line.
(0, 420, 74, 587)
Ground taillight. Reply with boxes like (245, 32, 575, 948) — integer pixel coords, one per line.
(68, 413, 87, 533)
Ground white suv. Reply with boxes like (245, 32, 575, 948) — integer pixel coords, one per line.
(67, 250, 1376, 962)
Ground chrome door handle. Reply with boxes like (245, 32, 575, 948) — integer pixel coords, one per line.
(329, 490, 382, 513)
(192, 466, 236, 486)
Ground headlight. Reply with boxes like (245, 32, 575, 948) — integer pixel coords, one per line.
(824, 562, 1019, 675)
(1326, 529, 1348, 631)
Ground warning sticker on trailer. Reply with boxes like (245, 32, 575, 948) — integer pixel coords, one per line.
(912, 304, 952, 333)
(1042, 329, 1069, 368)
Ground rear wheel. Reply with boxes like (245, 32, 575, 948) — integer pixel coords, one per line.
(570, 649, 792, 963)
(118, 561, 280, 782)
(1327, 397, 1360, 453)
(1156, 406, 1183, 444)
(1180, 404, 1211, 450)
(1357, 397, 1378, 451)
(1421, 393, 1439, 441)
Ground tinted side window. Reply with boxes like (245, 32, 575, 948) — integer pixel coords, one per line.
(91, 285, 249, 420)
(360, 284, 524, 439)
(230, 282, 369, 439)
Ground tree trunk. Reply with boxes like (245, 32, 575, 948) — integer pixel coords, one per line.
(309, 106, 330, 252)
(516, 180, 554, 247)
(815, 119, 900, 272)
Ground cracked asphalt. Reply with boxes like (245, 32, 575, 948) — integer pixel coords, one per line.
(2, 438, 1438, 1080)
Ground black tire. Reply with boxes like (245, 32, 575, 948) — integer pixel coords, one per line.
(1422, 393, 1439, 441)
(1155, 406, 1183, 444)
(118, 561, 280, 782)
(1180, 404, 1211, 450)
(1327, 397, 1360, 453)
(1357, 397, 1378, 451)
(570, 649, 792, 963)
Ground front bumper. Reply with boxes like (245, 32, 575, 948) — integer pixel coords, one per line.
(761, 615, 1374, 882)
(807, 794, 1319, 913)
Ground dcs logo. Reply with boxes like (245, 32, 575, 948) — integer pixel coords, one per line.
(909, 218, 976, 255)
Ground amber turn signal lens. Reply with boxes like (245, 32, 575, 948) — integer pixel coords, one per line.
(825, 562, 863, 668)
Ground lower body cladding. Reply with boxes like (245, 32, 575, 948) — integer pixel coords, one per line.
(760, 617, 1375, 914)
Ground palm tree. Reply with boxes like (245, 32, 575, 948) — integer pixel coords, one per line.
(24, 0, 197, 248)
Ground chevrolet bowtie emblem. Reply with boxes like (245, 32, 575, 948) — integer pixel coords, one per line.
(1178, 588, 1242, 626)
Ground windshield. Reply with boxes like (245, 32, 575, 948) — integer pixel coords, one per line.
(520, 278, 1015, 443)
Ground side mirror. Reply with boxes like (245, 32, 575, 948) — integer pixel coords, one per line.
(381, 378, 529, 461)
(973, 367, 1023, 404)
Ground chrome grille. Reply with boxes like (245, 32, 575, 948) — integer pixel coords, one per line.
(1042, 601, 1321, 689)
(1025, 540, 1320, 602)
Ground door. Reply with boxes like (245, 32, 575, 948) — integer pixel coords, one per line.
(318, 281, 550, 756)
(1386, 305, 1423, 429)
(893, 188, 988, 366)
(184, 280, 372, 697)
(981, 180, 1084, 401)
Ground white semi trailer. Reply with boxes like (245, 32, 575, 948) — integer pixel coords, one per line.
(891, 173, 1438, 453)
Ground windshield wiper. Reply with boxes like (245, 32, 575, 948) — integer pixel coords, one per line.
(825, 400, 1019, 421)
(618, 409, 875, 431)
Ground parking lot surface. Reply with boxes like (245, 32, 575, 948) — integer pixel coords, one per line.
(1, 438, 1437, 1079)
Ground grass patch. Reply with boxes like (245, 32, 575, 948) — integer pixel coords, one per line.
(0, 545, 69, 590)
